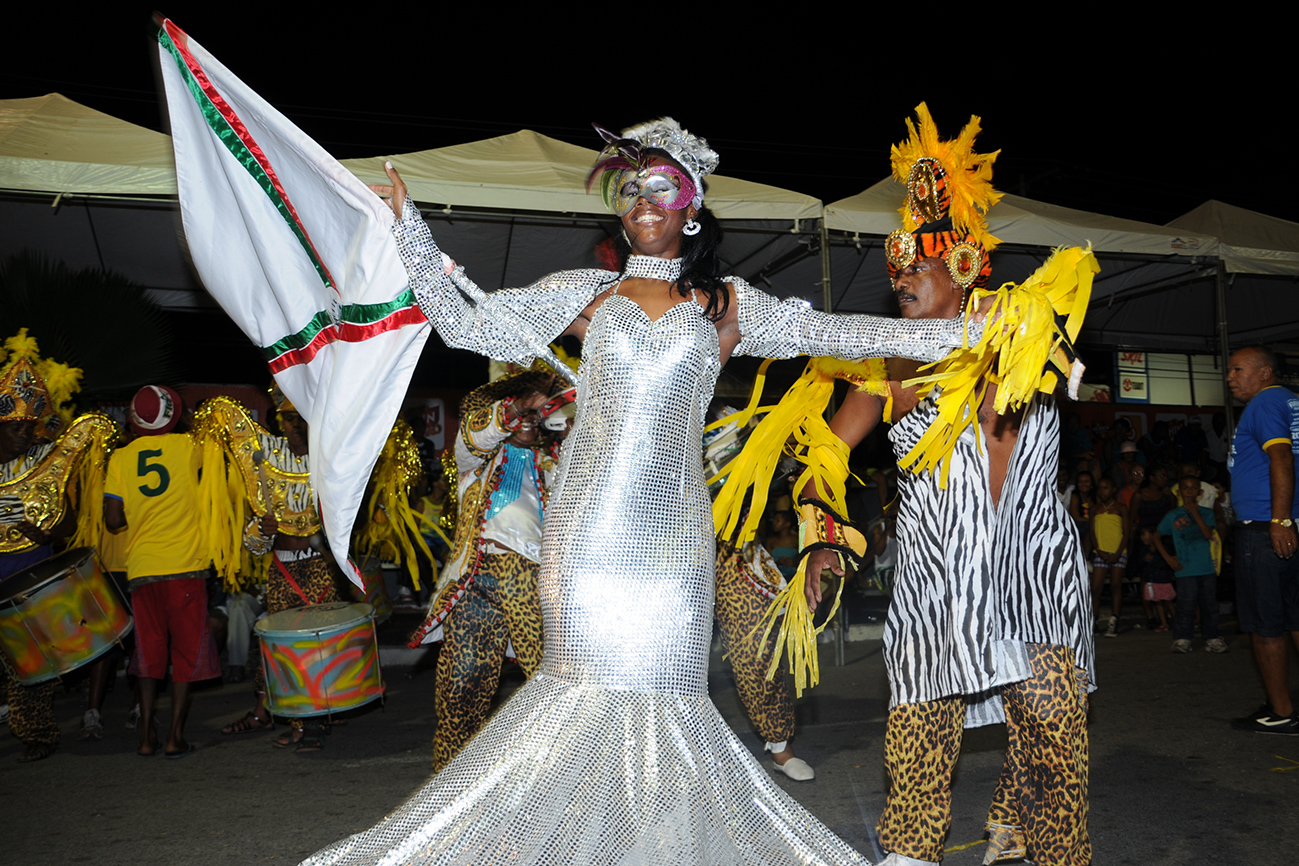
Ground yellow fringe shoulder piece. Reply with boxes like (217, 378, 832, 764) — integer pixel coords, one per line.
(899, 245, 1099, 487)
(710, 357, 887, 545)
(0, 412, 119, 554)
(891, 102, 1002, 253)
(354, 419, 436, 591)
(190, 397, 256, 588)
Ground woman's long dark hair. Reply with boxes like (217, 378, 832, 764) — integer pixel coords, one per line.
(609, 162, 730, 322)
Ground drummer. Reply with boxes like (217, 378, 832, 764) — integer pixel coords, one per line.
(0, 341, 82, 763)
(218, 386, 345, 752)
(104, 386, 220, 758)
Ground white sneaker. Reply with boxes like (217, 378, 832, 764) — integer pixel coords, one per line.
(1103, 616, 1118, 638)
(771, 755, 815, 782)
(1172, 639, 1193, 653)
(79, 708, 103, 740)
(1205, 637, 1229, 653)
(124, 704, 141, 729)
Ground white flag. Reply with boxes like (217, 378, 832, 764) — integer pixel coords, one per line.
(157, 18, 429, 585)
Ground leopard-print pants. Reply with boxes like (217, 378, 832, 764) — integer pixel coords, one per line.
(254, 554, 342, 697)
(2, 658, 59, 748)
(878, 644, 1088, 864)
(432, 550, 542, 772)
(985, 645, 1090, 866)
(714, 547, 795, 744)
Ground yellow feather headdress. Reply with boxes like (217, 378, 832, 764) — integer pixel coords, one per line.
(886, 103, 1003, 292)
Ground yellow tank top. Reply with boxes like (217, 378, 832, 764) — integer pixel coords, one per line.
(1093, 511, 1124, 554)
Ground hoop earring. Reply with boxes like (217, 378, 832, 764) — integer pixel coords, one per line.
(682, 219, 701, 237)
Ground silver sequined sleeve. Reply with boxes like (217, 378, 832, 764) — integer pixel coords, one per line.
(731, 276, 980, 362)
(390, 199, 616, 364)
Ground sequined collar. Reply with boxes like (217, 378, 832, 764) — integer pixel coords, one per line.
(623, 255, 683, 282)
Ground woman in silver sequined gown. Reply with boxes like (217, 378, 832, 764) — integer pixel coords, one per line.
(305, 140, 971, 866)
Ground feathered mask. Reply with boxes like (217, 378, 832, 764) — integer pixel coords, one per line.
(586, 119, 717, 215)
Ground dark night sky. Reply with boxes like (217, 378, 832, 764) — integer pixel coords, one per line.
(4, 8, 1289, 226)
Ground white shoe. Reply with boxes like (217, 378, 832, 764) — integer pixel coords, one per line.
(1172, 639, 1193, 653)
(0, 703, 9, 725)
(79, 708, 103, 741)
(1205, 637, 1229, 653)
(124, 704, 141, 729)
(771, 755, 815, 782)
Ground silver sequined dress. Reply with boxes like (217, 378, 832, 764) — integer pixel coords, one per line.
(300, 210, 970, 866)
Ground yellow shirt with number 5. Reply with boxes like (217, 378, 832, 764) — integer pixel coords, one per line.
(104, 432, 208, 581)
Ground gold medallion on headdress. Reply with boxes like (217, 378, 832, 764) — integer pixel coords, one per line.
(887, 103, 1001, 293)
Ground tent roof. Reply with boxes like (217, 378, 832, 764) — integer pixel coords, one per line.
(825, 178, 1218, 258)
(1166, 200, 1299, 275)
(340, 130, 823, 221)
(0, 93, 177, 195)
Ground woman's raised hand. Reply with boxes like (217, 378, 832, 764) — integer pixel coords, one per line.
(369, 161, 408, 219)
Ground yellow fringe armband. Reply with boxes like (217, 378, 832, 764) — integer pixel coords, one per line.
(751, 499, 867, 697)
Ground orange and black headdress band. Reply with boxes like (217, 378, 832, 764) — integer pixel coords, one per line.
(885, 104, 1001, 292)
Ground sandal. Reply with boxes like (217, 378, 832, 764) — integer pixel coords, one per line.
(273, 720, 305, 749)
(295, 726, 326, 753)
(221, 711, 273, 735)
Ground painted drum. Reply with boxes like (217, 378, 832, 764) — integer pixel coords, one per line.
(0, 547, 134, 684)
(256, 601, 383, 718)
(348, 557, 392, 625)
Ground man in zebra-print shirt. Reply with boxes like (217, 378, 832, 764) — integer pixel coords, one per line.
(800, 107, 1094, 866)
(803, 257, 1093, 866)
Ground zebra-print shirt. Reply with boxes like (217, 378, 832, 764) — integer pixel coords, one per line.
(885, 392, 1094, 728)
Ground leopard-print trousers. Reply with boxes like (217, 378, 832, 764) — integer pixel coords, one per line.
(253, 554, 342, 697)
(2, 657, 59, 748)
(878, 644, 1089, 865)
(714, 546, 795, 744)
(432, 550, 542, 772)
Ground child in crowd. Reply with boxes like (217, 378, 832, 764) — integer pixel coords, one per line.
(1089, 477, 1129, 638)
(1138, 526, 1175, 631)
(1155, 476, 1227, 653)
(765, 509, 800, 581)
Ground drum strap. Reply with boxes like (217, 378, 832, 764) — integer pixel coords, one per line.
(273, 556, 330, 606)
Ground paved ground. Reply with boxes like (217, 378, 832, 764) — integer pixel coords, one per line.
(2, 612, 1296, 865)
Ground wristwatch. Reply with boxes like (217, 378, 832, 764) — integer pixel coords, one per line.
(1272, 518, 1296, 529)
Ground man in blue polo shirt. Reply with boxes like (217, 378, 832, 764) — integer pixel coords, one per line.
(1227, 346, 1299, 735)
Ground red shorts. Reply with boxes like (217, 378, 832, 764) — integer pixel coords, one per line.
(128, 578, 221, 682)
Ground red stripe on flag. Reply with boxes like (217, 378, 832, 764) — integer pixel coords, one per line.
(266, 306, 428, 373)
(162, 19, 339, 295)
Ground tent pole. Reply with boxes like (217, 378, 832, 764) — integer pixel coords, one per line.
(820, 219, 833, 314)
(820, 220, 839, 421)
(1216, 260, 1236, 443)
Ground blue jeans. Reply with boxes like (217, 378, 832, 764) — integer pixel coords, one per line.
(1174, 573, 1219, 641)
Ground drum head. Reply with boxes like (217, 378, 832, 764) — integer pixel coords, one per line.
(256, 601, 374, 636)
(0, 547, 95, 602)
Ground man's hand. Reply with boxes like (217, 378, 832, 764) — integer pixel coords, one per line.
(1270, 522, 1298, 560)
(803, 549, 843, 612)
(259, 511, 279, 539)
(15, 520, 50, 545)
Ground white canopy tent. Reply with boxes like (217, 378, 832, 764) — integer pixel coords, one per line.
(1166, 200, 1299, 350)
(801, 178, 1229, 353)
(5, 94, 1299, 361)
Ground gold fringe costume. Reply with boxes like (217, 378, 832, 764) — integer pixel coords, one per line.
(0, 331, 119, 760)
